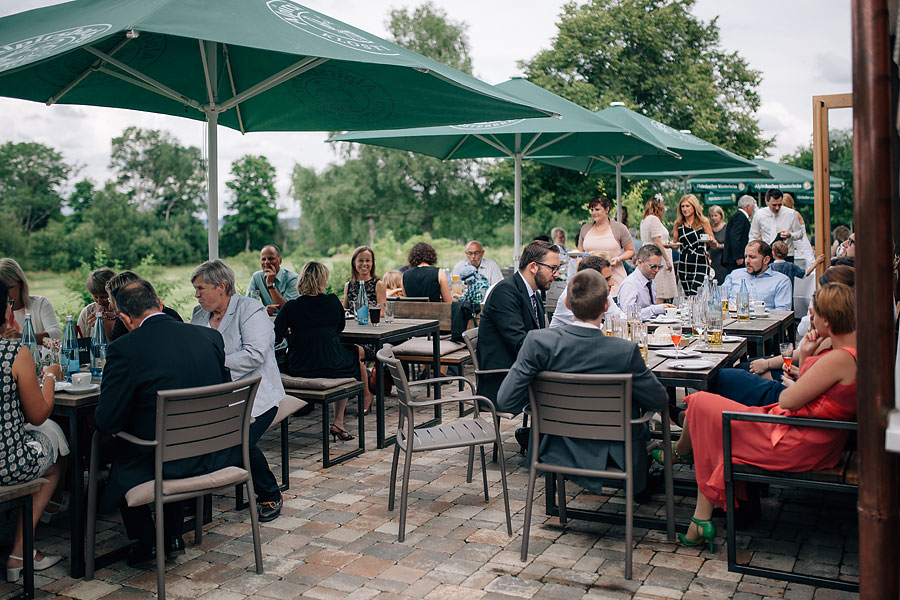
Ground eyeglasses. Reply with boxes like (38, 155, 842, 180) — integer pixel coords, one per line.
(647, 264, 663, 270)
(536, 261, 560, 273)
(844, 238, 855, 246)
(465, 250, 484, 256)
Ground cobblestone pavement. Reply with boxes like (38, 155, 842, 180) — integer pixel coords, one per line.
(0, 382, 859, 599)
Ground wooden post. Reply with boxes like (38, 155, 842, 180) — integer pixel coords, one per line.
(812, 93, 852, 277)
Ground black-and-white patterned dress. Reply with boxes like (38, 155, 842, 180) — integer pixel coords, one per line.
(0, 339, 54, 485)
(676, 224, 709, 296)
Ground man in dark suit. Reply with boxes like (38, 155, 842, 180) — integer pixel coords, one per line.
(476, 240, 560, 404)
(496, 269, 667, 494)
(95, 280, 238, 566)
(723, 194, 757, 271)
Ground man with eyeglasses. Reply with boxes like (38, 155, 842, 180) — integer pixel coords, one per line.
(615, 244, 674, 320)
(451, 240, 504, 287)
(476, 240, 559, 407)
(837, 232, 856, 258)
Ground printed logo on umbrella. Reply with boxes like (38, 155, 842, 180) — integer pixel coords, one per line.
(268, 1, 398, 56)
(450, 120, 525, 130)
(0, 24, 112, 73)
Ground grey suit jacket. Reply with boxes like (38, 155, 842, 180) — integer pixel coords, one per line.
(191, 294, 284, 417)
(497, 323, 667, 493)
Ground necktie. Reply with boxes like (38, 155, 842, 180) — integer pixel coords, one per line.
(646, 280, 655, 305)
(531, 294, 539, 323)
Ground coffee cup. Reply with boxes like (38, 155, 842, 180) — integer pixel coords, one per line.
(70, 372, 92, 389)
(751, 301, 766, 314)
(664, 308, 678, 320)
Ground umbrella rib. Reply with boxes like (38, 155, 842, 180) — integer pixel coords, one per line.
(83, 46, 202, 110)
(96, 66, 202, 111)
(199, 40, 216, 108)
(520, 132, 543, 155)
(46, 36, 132, 106)
(473, 134, 513, 157)
(524, 132, 574, 157)
(222, 44, 246, 135)
(218, 56, 328, 112)
(442, 135, 469, 161)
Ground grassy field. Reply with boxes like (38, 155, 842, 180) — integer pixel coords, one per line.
(26, 241, 518, 324)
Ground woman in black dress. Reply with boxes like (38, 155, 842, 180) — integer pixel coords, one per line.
(672, 194, 719, 295)
(275, 262, 373, 439)
(401, 242, 451, 302)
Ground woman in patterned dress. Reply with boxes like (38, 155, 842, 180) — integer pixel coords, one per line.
(640, 195, 678, 301)
(672, 194, 718, 296)
(0, 282, 64, 582)
(342, 246, 387, 317)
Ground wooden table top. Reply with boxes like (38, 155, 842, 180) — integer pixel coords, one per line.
(341, 317, 439, 340)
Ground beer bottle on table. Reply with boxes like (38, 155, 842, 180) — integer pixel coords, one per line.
(61, 315, 79, 381)
(90, 314, 108, 377)
(355, 281, 369, 325)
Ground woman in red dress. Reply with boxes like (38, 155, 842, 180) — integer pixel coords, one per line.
(672, 283, 857, 551)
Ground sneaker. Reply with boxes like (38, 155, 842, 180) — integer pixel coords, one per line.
(257, 496, 282, 522)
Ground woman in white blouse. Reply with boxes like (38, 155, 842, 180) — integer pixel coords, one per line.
(0, 258, 61, 342)
(639, 195, 678, 301)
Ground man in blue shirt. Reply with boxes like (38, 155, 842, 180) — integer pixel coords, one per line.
(246, 245, 299, 316)
(721, 240, 792, 310)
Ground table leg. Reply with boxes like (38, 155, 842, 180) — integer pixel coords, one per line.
(68, 408, 85, 578)
(376, 343, 386, 449)
(431, 326, 441, 424)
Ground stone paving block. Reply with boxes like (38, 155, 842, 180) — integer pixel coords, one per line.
(543, 566, 598, 588)
(58, 580, 121, 600)
(194, 589, 248, 600)
(685, 576, 739, 598)
(484, 575, 543, 598)
(649, 553, 705, 573)
(318, 572, 370, 592)
(631, 583, 685, 599)
(644, 566, 695, 592)
(424, 584, 487, 600)
(343, 556, 395, 579)
(738, 580, 789, 597)
(398, 549, 450, 571)
(306, 549, 362, 568)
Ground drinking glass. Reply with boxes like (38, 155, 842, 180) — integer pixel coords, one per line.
(249, 289, 261, 303)
(614, 315, 627, 339)
(707, 311, 723, 346)
(627, 305, 641, 337)
(383, 300, 395, 324)
(670, 322, 683, 359)
(692, 305, 708, 350)
(369, 302, 382, 326)
(604, 314, 615, 336)
(780, 342, 794, 370)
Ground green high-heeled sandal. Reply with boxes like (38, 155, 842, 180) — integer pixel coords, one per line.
(678, 517, 715, 553)
(650, 442, 693, 466)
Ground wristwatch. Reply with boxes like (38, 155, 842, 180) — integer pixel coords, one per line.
(266, 285, 275, 290)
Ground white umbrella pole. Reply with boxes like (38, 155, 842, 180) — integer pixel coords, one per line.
(615, 163, 622, 222)
(514, 153, 522, 264)
(207, 108, 219, 260)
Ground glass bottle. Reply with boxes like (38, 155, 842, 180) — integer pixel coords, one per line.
(21, 313, 40, 378)
(355, 281, 369, 325)
(61, 315, 79, 381)
(90, 313, 108, 377)
(737, 279, 750, 321)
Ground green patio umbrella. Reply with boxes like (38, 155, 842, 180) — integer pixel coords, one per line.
(535, 103, 759, 220)
(329, 78, 675, 259)
(621, 164, 772, 196)
(689, 159, 846, 204)
(0, 0, 556, 258)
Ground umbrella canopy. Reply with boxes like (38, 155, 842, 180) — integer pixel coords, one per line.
(329, 78, 676, 259)
(0, 0, 557, 257)
(534, 103, 759, 218)
(689, 159, 846, 204)
(620, 164, 772, 197)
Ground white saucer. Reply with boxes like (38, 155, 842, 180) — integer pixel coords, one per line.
(655, 349, 700, 358)
(653, 317, 679, 324)
(648, 340, 674, 347)
(669, 359, 716, 370)
(56, 382, 100, 394)
(721, 335, 744, 343)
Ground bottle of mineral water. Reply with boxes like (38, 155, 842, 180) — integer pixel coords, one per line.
(90, 314, 108, 377)
(61, 315, 79, 381)
(21, 313, 40, 378)
(355, 281, 369, 325)
(737, 280, 750, 321)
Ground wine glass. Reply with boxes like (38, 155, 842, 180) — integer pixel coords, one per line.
(692, 305, 708, 350)
(670, 322, 683, 359)
(780, 342, 794, 371)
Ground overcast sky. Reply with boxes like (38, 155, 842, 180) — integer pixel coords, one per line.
(0, 0, 852, 218)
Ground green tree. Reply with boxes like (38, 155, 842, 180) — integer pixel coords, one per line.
(521, 0, 771, 157)
(780, 129, 854, 230)
(387, 1, 473, 73)
(109, 126, 206, 222)
(220, 155, 281, 256)
(0, 141, 71, 233)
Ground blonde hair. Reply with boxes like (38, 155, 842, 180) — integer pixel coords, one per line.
(383, 270, 402, 291)
(0, 258, 29, 308)
(298, 261, 329, 296)
(782, 193, 795, 209)
(673, 194, 709, 229)
(708, 205, 725, 220)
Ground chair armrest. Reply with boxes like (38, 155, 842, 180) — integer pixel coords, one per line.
(474, 368, 510, 376)
(408, 394, 499, 419)
(631, 411, 655, 425)
(722, 411, 857, 431)
(408, 375, 475, 394)
(115, 431, 158, 447)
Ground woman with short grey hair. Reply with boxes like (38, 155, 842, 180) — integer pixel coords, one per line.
(190, 259, 285, 522)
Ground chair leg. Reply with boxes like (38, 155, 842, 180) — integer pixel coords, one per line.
(495, 429, 512, 537)
(22, 497, 34, 600)
(398, 442, 414, 543)
(280, 418, 290, 491)
(245, 481, 264, 574)
(625, 474, 633, 580)
(194, 496, 203, 545)
(556, 474, 567, 525)
(388, 442, 401, 512)
(322, 401, 331, 468)
(521, 466, 537, 561)
(155, 500, 166, 600)
(466, 446, 475, 483)
(86, 432, 101, 579)
(479, 446, 489, 502)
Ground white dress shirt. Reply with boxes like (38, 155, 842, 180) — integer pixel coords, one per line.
(615, 269, 665, 320)
(452, 257, 504, 286)
(549, 287, 625, 328)
(748, 206, 804, 255)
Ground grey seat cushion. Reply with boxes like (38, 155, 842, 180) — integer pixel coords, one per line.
(392, 337, 465, 356)
(280, 375, 358, 390)
(125, 466, 248, 507)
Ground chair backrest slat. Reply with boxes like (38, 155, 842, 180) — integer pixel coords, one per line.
(529, 372, 631, 442)
(390, 301, 452, 332)
(462, 328, 480, 371)
(375, 346, 412, 411)
(156, 377, 260, 464)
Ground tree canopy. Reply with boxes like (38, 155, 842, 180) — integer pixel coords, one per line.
(0, 141, 71, 234)
(220, 155, 281, 256)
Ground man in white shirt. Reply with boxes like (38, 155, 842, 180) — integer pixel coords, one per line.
(451, 240, 504, 287)
(748, 189, 804, 261)
(550, 254, 626, 328)
(616, 245, 675, 320)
